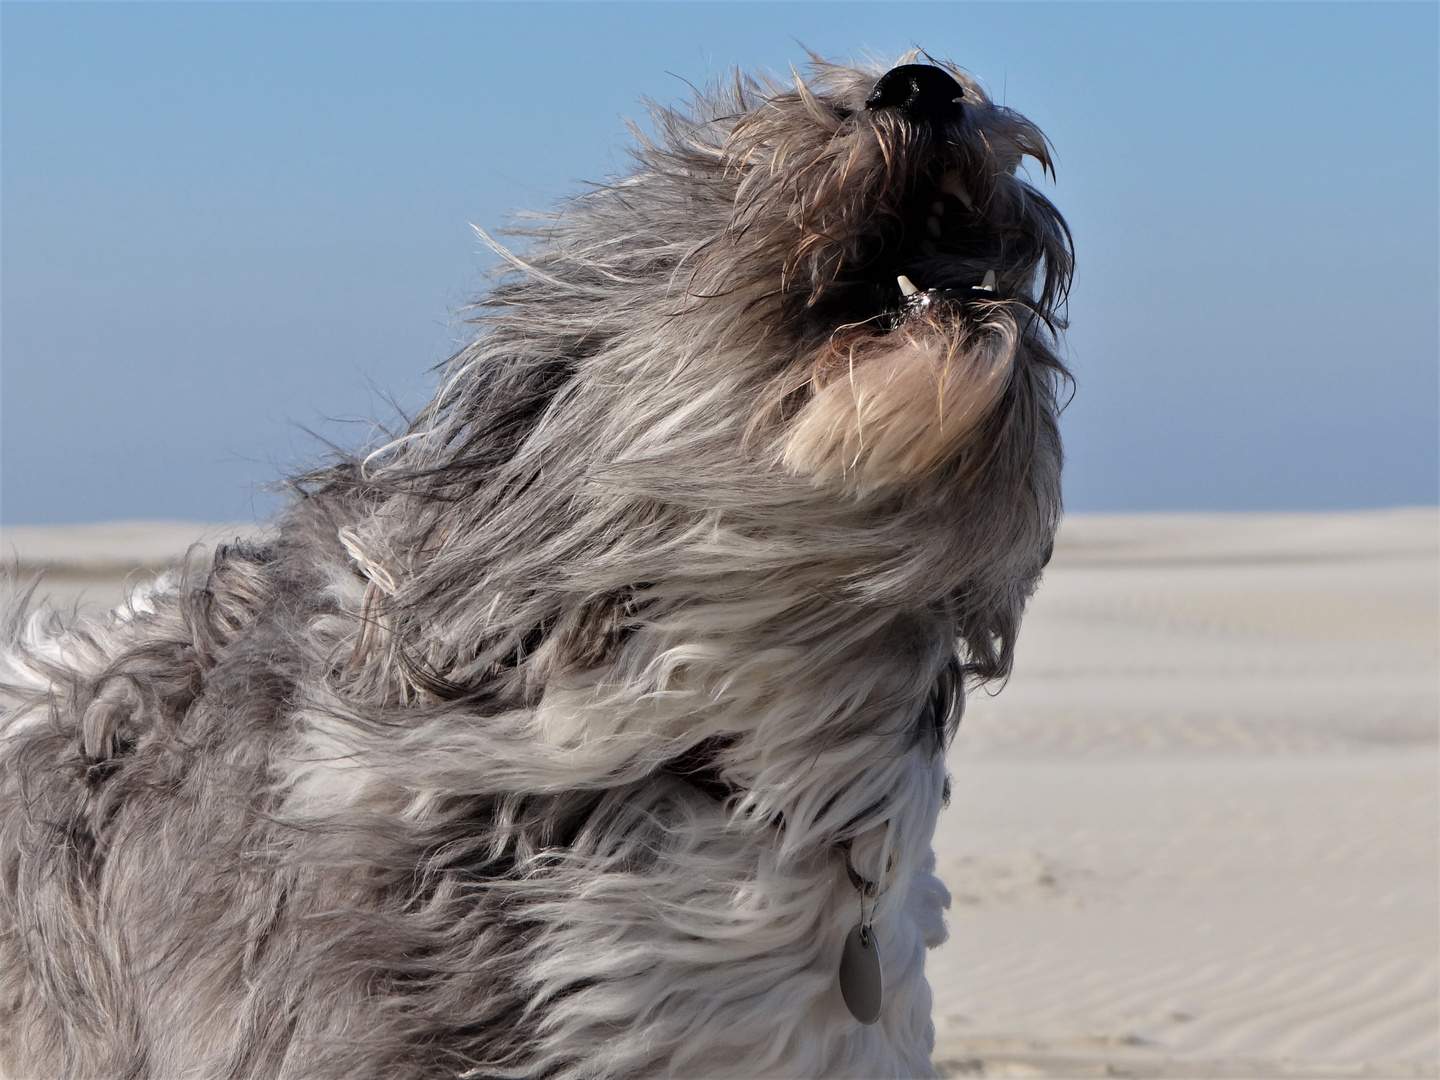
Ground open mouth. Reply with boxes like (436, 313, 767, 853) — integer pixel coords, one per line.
(813, 167, 1017, 333)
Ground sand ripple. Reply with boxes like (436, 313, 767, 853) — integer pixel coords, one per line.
(933, 510, 1437, 1078)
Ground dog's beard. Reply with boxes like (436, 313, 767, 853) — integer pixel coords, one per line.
(781, 305, 1018, 494)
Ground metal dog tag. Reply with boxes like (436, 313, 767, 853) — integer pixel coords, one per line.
(838, 923, 882, 1024)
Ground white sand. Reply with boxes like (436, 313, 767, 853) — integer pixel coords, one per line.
(933, 508, 1437, 1078)
(0, 520, 263, 613)
(2, 510, 1435, 1078)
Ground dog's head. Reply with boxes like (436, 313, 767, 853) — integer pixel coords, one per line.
(710, 58, 1071, 495)
(325, 56, 1071, 699)
(472, 56, 1069, 489)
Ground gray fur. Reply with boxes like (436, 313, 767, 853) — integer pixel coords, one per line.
(0, 54, 1071, 1079)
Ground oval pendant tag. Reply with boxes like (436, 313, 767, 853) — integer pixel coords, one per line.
(838, 923, 883, 1024)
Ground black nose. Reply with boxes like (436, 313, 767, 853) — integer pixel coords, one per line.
(865, 64, 965, 124)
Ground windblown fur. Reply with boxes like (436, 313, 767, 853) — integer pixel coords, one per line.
(0, 54, 1071, 1079)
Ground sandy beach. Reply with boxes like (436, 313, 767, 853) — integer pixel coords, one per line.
(2, 510, 1436, 1078)
(933, 509, 1437, 1078)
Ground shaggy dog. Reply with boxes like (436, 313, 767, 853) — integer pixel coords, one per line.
(0, 54, 1070, 1079)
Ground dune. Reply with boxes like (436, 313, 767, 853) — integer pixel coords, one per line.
(1, 509, 1435, 1078)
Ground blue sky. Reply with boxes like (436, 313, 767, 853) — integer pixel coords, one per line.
(3, 2, 1436, 524)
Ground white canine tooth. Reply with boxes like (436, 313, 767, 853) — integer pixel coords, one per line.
(941, 172, 974, 210)
(980, 269, 998, 292)
(926, 216, 942, 237)
(897, 275, 920, 296)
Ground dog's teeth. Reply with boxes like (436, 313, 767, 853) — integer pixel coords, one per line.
(941, 173, 974, 210)
(980, 270, 998, 292)
(931, 200, 945, 216)
(926, 216, 942, 237)
(897, 275, 920, 296)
